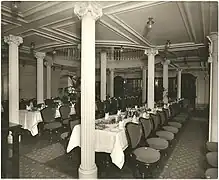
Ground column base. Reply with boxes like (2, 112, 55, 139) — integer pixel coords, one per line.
(78, 164, 97, 179)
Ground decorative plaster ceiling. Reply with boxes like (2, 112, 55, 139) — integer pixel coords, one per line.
(1, 1, 218, 69)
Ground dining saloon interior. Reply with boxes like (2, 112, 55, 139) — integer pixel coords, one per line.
(1, 1, 218, 179)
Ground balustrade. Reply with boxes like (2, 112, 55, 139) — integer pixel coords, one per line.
(54, 47, 144, 62)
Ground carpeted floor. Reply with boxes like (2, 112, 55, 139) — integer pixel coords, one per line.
(6, 115, 209, 179)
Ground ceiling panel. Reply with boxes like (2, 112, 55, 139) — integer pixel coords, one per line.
(116, 2, 190, 45)
(96, 22, 131, 41)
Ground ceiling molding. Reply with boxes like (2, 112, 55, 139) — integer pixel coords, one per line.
(177, 2, 195, 42)
(42, 27, 80, 42)
(99, 19, 139, 44)
(104, 1, 167, 15)
(183, 2, 197, 42)
(1, 18, 22, 27)
(22, 2, 60, 17)
(40, 17, 76, 28)
(46, 18, 78, 29)
(200, 2, 206, 42)
(37, 43, 75, 52)
(107, 15, 155, 47)
(33, 29, 71, 44)
(156, 42, 205, 51)
(27, 2, 76, 23)
(1, 10, 27, 24)
(101, 1, 128, 10)
(54, 28, 81, 41)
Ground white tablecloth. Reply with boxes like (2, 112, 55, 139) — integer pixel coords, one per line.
(66, 118, 132, 169)
(55, 106, 76, 118)
(19, 110, 43, 136)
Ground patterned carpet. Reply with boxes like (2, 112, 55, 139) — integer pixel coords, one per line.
(159, 120, 208, 179)
(10, 116, 208, 178)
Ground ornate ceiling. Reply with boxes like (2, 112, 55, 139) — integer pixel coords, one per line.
(1, 1, 218, 70)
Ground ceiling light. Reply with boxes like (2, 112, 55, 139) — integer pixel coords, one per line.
(166, 40, 171, 48)
(52, 48, 56, 55)
(11, 1, 21, 11)
(120, 46, 124, 52)
(147, 17, 154, 29)
(30, 42, 35, 49)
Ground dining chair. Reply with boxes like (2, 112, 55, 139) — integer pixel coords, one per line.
(139, 117, 169, 156)
(59, 105, 72, 127)
(125, 122, 161, 178)
(158, 110, 179, 134)
(40, 106, 62, 140)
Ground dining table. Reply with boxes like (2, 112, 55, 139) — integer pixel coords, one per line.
(19, 110, 43, 136)
(66, 115, 134, 169)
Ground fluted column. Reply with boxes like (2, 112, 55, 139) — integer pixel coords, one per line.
(4, 35, 23, 124)
(35, 52, 46, 104)
(145, 48, 158, 109)
(162, 60, 170, 104)
(46, 59, 53, 99)
(74, 2, 102, 178)
(109, 68, 114, 97)
(208, 32, 218, 142)
(142, 66, 147, 104)
(100, 51, 107, 100)
(177, 69, 182, 99)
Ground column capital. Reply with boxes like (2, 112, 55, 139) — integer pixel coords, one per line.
(141, 66, 147, 70)
(44, 59, 53, 66)
(35, 52, 46, 60)
(4, 35, 23, 46)
(209, 32, 218, 42)
(109, 68, 115, 72)
(161, 59, 171, 65)
(144, 48, 158, 56)
(74, 2, 102, 21)
(177, 68, 182, 72)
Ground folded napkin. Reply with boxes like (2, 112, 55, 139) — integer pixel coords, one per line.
(26, 105, 31, 110)
(142, 112, 149, 118)
(105, 112, 109, 120)
(117, 110, 121, 116)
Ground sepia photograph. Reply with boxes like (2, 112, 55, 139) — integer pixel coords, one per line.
(1, 0, 218, 179)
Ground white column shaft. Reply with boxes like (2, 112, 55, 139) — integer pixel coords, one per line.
(46, 65, 51, 99)
(109, 69, 114, 97)
(100, 52, 107, 100)
(147, 55, 155, 109)
(209, 33, 218, 142)
(9, 43, 19, 124)
(4, 35, 23, 124)
(37, 58, 44, 104)
(163, 62, 169, 104)
(177, 70, 182, 99)
(74, 2, 102, 178)
(142, 67, 147, 103)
